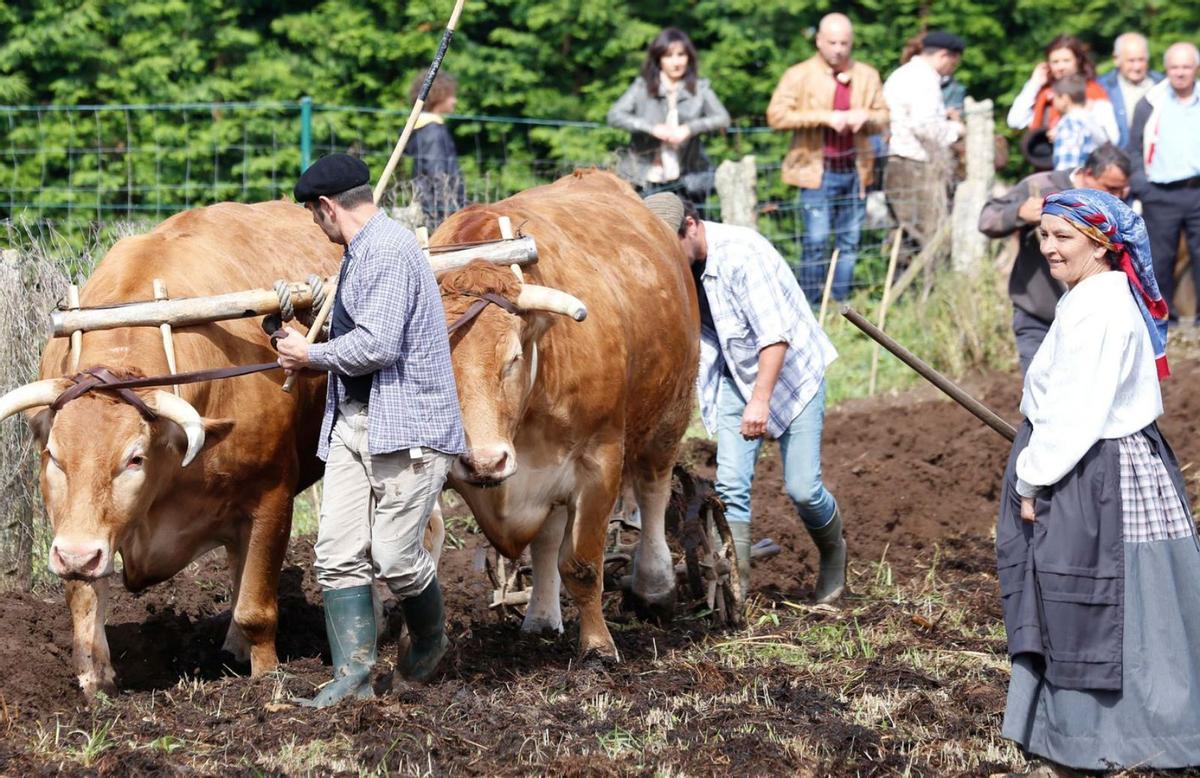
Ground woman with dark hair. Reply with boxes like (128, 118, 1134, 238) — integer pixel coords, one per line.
(405, 71, 466, 225)
(996, 189, 1200, 773)
(607, 28, 730, 201)
(1008, 35, 1118, 166)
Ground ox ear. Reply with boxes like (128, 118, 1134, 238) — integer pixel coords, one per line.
(159, 417, 234, 463)
(26, 408, 53, 450)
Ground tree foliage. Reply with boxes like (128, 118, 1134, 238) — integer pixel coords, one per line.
(0, 0, 1197, 219)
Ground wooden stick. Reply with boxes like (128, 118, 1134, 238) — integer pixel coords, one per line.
(841, 305, 1016, 441)
(817, 248, 839, 329)
(498, 216, 514, 241)
(152, 279, 180, 396)
(868, 230, 904, 395)
(50, 238, 537, 337)
(66, 285, 82, 372)
(888, 222, 950, 303)
(372, 0, 468, 205)
(282, 278, 337, 394)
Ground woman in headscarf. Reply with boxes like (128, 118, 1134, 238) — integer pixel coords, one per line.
(997, 189, 1200, 774)
(606, 28, 730, 202)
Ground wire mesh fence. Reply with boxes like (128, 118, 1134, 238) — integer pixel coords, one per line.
(0, 99, 997, 299)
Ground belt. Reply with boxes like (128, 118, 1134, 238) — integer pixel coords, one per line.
(1156, 175, 1200, 190)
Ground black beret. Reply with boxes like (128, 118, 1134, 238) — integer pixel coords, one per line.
(923, 31, 966, 53)
(293, 153, 370, 203)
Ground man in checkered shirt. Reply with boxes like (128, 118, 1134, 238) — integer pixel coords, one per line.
(644, 193, 847, 604)
(276, 153, 465, 706)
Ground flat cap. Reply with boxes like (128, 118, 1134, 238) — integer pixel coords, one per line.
(923, 30, 966, 53)
(293, 153, 370, 203)
(643, 192, 685, 233)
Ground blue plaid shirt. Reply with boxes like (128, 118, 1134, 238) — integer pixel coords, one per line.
(308, 211, 466, 459)
(1052, 112, 1099, 172)
(696, 221, 838, 438)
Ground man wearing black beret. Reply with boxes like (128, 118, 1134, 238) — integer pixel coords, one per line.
(276, 153, 466, 706)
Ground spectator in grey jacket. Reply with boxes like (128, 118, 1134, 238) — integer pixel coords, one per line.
(607, 28, 730, 202)
(405, 72, 466, 226)
(978, 143, 1131, 373)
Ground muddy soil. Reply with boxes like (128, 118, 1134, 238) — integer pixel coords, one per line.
(2, 362, 1199, 775)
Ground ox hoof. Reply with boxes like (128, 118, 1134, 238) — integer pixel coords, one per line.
(578, 647, 620, 672)
(80, 676, 118, 702)
(221, 629, 252, 665)
(520, 614, 564, 637)
(622, 587, 677, 625)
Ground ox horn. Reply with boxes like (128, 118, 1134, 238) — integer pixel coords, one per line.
(0, 378, 71, 423)
(150, 390, 205, 467)
(516, 284, 588, 322)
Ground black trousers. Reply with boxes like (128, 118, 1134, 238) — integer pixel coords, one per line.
(1141, 183, 1200, 320)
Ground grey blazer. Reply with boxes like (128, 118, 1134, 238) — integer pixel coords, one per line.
(606, 76, 730, 194)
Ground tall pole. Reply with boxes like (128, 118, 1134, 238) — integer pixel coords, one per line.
(372, 0, 468, 205)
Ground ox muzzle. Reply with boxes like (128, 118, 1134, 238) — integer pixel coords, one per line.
(49, 536, 115, 580)
(454, 444, 518, 487)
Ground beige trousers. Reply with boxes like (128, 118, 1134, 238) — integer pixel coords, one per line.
(315, 400, 452, 596)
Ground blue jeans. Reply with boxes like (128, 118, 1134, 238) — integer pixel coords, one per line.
(798, 168, 865, 303)
(715, 375, 837, 530)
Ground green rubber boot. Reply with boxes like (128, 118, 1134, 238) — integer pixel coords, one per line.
(299, 585, 377, 707)
(397, 578, 449, 683)
(729, 521, 752, 600)
(806, 506, 848, 604)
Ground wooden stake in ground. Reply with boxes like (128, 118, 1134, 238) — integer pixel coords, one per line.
(868, 230, 904, 395)
(286, 0, 467, 393)
(817, 249, 839, 329)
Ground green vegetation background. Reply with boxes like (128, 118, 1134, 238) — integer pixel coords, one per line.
(2, 0, 1198, 200)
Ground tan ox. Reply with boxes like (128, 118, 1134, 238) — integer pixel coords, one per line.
(0, 201, 338, 698)
(435, 170, 699, 660)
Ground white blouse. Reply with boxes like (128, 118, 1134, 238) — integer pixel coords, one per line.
(1016, 271, 1163, 496)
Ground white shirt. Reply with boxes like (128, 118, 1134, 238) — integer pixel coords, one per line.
(883, 57, 962, 162)
(1005, 77, 1120, 143)
(1016, 271, 1162, 496)
(696, 221, 837, 438)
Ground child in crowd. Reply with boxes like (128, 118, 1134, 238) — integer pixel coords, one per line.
(1050, 75, 1101, 171)
(406, 72, 466, 226)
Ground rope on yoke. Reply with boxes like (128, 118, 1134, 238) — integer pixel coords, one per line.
(447, 292, 521, 335)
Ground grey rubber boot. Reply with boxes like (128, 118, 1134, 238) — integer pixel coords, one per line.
(299, 585, 377, 707)
(805, 506, 848, 604)
(397, 578, 449, 683)
(728, 521, 752, 600)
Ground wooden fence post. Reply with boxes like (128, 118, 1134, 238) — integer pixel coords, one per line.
(715, 155, 757, 228)
(950, 97, 995, 273)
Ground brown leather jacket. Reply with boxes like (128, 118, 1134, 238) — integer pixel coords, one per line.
(767, 55, 889, 192)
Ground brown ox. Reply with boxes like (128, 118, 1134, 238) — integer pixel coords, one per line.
(0, 201, 339, 697)
(435, 170, 699, 659)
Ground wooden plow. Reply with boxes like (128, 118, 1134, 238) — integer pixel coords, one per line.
(484, 464, 782, 629)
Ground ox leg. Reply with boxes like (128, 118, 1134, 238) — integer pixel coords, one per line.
(627, 471, 677, 620)
(220, 539, 252, 664)
(522, 506, 566, 635)
(559, 449, 622, 662)
(425, 498, 446, 571)
(233, 486, 290, 677)
(65, 578, 116, 699)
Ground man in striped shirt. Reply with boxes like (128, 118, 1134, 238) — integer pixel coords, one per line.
(276, 153, 465, 706)
(644, 193, 847, 604)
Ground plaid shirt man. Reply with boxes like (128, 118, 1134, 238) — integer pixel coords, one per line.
(696, 220, 838, 438)
(308, 211, 466, 460)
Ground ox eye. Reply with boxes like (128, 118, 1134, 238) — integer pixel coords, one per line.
(45, 451, 63, 470)
(126, 454, 145, 471)
(504, 352, 522, 374)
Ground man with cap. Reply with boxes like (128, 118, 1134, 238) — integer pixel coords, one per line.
(882, 30, 967, 254)
(275, 153, 466, 706)
(643, 192, 846, 604)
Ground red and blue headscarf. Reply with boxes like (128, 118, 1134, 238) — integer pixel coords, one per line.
(1042, 189, 1170, 379)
